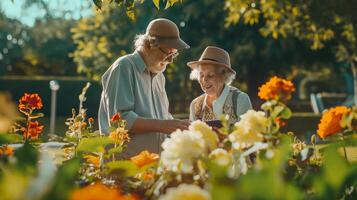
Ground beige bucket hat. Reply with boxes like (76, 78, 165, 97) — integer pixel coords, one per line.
(146, 18, 190, 50)
(187, 46, 236, 74)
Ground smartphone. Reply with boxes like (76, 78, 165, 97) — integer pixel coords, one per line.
(205, 120, 223, 128)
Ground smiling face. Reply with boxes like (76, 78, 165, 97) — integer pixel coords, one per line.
(198, 64, 225, 99)
(148, 45, 178, 73)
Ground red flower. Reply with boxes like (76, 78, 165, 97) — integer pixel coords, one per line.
(88, 117, 95, 124)
(275, 117, 286, 127)
(23, 121, 44, 139)
(111, 113, 121, 123)
(18, 93, 43, 110)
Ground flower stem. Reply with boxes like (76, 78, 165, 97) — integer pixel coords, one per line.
(341, 133, 348, 161)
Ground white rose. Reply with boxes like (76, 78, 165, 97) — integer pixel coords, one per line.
(159, 184, 210, 200)
(209, 148, 231, 166)
(161, 130, 206, 173)
(229, 110, 268, 149)
(189, 120, 218, 151)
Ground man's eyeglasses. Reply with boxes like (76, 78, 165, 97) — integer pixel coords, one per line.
(158, 46, 179, 60)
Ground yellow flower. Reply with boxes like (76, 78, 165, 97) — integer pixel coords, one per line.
(159, 184, 210, 200)
(130, 150, 159, 168)
(229, 110, 268, 149)
(0, 145, 14, 157)
(258, 76, 295, 102)
(317, 106, 350, 139)
(109, 127, 130, 145)
(189, 120, 218, 151)
(84, 155, 100, 168)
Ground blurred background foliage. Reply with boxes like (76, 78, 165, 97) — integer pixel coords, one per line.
(0, 0, 353, 113)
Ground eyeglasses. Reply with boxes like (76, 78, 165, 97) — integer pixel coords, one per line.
(158, 46, 179, 61)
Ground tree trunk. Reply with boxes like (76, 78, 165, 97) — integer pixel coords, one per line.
(347, 0, 357, 106)
(351, 61, 357, 106)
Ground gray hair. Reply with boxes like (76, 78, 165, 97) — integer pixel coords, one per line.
(189, 66, 236, 85)
(134, 34, 158, 51)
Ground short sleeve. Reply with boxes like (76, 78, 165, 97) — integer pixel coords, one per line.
(236, 92, 252, 119)
(102, 58, 138, 131)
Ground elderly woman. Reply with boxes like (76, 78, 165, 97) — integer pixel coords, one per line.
(188, 46, 252, 125)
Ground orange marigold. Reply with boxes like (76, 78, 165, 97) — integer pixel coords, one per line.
(0, 145, 14, 157)
(69, 183, 138, 200)
(130, 150, 159, 168)
(258, 76, 295, 101)
(84, 155, 100, 168)
(109, 127, 130, 145)
(111, 113, 121, 123)
(317, 106, 351, 139)
(18, 93, 43, 110)
(22, 121, 44, 139)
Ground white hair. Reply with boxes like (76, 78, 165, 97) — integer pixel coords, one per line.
(189, 66, 236, 85)
(134, 34, 159, 51)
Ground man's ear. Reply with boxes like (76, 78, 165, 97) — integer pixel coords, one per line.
(148, 37, 158, 49)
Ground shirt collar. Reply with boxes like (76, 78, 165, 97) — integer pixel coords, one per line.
(132, 51, 147, 73)
(203, 84, 229, 108)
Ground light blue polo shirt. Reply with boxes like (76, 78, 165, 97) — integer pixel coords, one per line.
(98, 51, 172, 157)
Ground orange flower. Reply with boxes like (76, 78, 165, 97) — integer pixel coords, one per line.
(109, 127, 130, 145)
(0, 145, 14, 157)
(275, 117, 286, 127)
(130, 150, 159, 168)
(84, 155, 100, 168)
(69, 183, 138, 200)
(111, 113, 121, 123)
(258, 76, 295, 101)
(18, 93, 43, 110)
(88, 117, 95, 124)
(317, 106, 351, 139)
(22, 121, 44, 139)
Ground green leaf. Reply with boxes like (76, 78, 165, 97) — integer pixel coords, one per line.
(323, 145, 349, 190)
(164, 0, 179, 9)
(153, 0, 160, 9)
(42, 158, 81, 200)
(14, 141, 39, 172)
(107, 146, 123, 155)
(93, 0, 102, 9)
(272, 105, 285, 118)
(76, 137, 113, 153)
(29, 113, 44, 119)
(105, 160, 139, 176)
(280, 107, 292, 119)
(0, 134, 23, 145)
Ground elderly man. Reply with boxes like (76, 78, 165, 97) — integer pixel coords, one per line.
(98, 18, 190, 157)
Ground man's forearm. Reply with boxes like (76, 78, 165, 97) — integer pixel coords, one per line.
(129, 117, 190, 134)
(130, 117, 164, 134)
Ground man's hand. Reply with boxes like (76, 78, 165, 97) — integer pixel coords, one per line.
(158, 119, 190, 134)
(130, 118, 190, 135)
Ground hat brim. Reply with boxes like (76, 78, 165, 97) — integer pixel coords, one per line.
(187, 60, 236, 74)
(157, 38, 190, 50)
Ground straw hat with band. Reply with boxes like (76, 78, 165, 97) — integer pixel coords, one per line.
(187, 46, 236, 75)
(146, 18, 190, 50)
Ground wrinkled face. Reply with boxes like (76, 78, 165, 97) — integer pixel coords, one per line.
(149, 45, 178, 73)
(198, 64, 225, 98)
